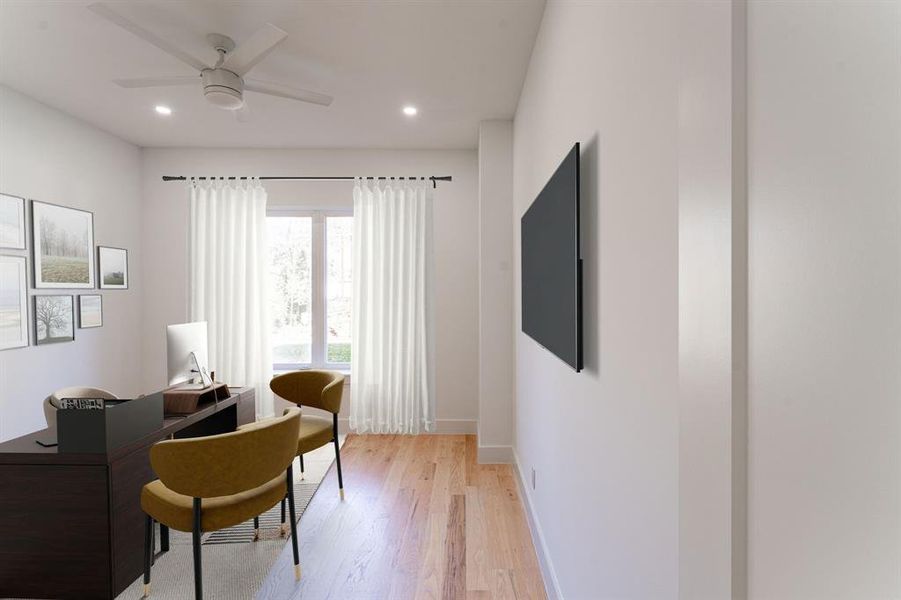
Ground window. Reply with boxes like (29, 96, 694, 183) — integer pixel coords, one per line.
(326, 216, 353, 363)
(267, 210, 352, 370)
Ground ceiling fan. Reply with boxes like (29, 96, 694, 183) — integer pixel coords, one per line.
(87, 3, 333, 119)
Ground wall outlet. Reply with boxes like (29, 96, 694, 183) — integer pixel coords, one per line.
(531, 468, 537, 490)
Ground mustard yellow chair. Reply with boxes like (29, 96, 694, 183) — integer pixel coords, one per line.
(140, 407, 302, 599)
(270, 370, 346, 520)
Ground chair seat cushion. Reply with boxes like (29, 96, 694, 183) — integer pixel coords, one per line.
(297, 415, 334, 455)
(141, 475, 287, 533)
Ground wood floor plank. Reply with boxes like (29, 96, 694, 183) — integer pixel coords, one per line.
(447, 437, 468, 496)
(441, 494, 466, 600)
(258, 434, 546, 600)
(413, 512, 448, 600)
(465, 484, 490, 592)
(492, 569, 518, 600)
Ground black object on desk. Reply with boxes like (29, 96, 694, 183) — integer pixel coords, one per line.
(57, 395, 164, 453)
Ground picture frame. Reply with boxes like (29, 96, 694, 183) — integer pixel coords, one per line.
(78, 294, 103, 329)
(34, 295, 75, 345)
(97, 246, 128, 290)
(0, 194, 26, 250)
(0, 255, 29, 350)
(32, 201, 95, 289)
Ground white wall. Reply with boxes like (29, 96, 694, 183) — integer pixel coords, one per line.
(747, 1, 901, 598)
(512, 1, 734, 598)
(677, 4, 740, 599)
(0, 85, 143, 442)
(477, 120, 514, 461)
(141, 148, 479, 426)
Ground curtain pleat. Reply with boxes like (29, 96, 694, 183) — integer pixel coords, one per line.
(189, 179, 273, 418)
(350, 179, 435, 434)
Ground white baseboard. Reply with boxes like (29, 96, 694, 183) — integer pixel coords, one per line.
(478, 444, 514, 464)
(336, 418, 477, 435)
(513, 449, 564, 600)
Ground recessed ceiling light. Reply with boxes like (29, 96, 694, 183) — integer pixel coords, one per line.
(155, 105, 172, 116)
(402, 105, 418, 116)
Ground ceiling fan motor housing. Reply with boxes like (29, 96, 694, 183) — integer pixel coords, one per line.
(201, 68, 244, 110)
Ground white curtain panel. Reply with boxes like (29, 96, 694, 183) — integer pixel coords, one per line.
(350, 178, 436, 434)
(189, 178, 273, 418)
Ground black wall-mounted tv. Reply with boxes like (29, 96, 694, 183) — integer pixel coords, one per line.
(521, 143, 582, 372)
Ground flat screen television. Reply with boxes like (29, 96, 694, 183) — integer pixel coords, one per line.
(521, 143, 582, 372)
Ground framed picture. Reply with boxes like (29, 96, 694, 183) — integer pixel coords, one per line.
(34, 295, 75, 345)
(98, 246, 128, 290)
(79, 294, 102, 328)
(0, 194, 26, 250)
(0, 255, 28, 350)
(32, 201, 95, 289)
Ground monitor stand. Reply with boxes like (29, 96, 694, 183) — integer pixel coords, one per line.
(178, 383, 208, 391)
(188, 351, 213, 389)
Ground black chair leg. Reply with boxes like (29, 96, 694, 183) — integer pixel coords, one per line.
(253, 516, 260, 541)
(280, 496, 287, 537)
(332, 414, 344, 500)
(160, 524, 169, 553)
(150, 519, 156, 566)
(287, 465, 300, 581)
(143, 515, 153, 597)
(192, 498, 203, 600)
(299, 453, 305, 479)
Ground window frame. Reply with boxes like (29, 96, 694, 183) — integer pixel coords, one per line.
(267, 207, 352, 373)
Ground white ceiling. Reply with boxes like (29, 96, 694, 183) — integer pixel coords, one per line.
(0, 0, 544, 149)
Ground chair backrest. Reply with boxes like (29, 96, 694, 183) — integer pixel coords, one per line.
(45, 386, 118, 428)
(270, 370, 345, 414)
(149, 407, 301, 498)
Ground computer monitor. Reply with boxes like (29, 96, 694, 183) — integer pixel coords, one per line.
(166, 321, 213, 389)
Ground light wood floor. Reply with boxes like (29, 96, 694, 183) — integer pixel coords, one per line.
(258, 434, 547, 600)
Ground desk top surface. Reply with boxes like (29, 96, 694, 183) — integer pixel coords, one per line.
(0, 387, 252, 465)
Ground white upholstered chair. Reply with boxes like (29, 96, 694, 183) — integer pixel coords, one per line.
(44, 387, 118, 429)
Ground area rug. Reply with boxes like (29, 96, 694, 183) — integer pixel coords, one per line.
(116, 440, 340, 599)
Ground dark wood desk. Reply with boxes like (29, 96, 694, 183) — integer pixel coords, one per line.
(0, 387, 255, 600)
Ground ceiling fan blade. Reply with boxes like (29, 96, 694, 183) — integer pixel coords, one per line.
(244, 79, 333, 107)
(88, 3, 209, 72)
(222, 24, 287, 76)
(113, 76, 199, 89)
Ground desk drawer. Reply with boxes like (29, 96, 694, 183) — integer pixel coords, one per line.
(0, 464, 111, 599)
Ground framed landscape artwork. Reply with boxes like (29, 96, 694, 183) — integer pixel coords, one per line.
(32, 201, 95, 288)
(0, 255, 28, 350)
(34, 295, 75, 345)
(98, 246, 128, 289)
(0, 194, 26, 250)
(79, 294, 103, 328)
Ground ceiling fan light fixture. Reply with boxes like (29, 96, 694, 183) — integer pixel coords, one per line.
(201, 68, 245, 110)
(204, 87, 245, 110)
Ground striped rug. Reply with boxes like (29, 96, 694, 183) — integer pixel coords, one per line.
(116, 442, 339, 599)
(202, 480, 322, 545)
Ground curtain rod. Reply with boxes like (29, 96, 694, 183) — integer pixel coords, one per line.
(161, 175, 452, 189)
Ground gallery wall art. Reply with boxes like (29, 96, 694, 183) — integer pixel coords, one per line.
(32, 201, 95, 289)
(0, 194, 26, 250)
(34, 295, 75, 345)
(79, 294, 103, 328)
(1, 193, 132, 352)
(0, 255, 28, 350)
(97, 246, 128, 289)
